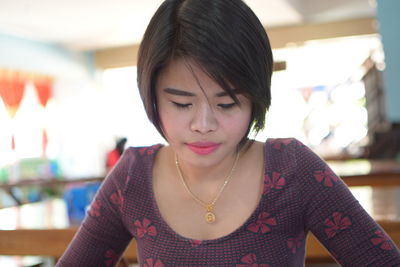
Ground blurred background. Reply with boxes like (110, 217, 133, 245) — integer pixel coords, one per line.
(0, 0, 399, 266)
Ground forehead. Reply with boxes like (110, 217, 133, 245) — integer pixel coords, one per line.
(156, 59, 225, 95)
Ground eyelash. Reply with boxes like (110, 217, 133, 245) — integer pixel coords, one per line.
(172, 102, 191, 109)
(218, 103, 236, 109)
(172, 102, 236, 109)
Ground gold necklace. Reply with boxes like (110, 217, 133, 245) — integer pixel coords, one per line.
(174, 152, 239, 224)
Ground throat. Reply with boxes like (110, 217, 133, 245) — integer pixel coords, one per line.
(174, 152, 240, 224)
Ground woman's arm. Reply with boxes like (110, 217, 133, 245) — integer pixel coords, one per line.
(293, 140, 400, 266)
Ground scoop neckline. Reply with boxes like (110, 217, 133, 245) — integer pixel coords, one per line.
(146, 142, 268, 245)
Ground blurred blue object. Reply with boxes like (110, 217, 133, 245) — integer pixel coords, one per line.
(27, 187, 42, 202)
(64, 183, 101, 225)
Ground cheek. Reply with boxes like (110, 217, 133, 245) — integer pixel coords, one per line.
(158, 108, 183, 138)
(221, 109, 252, 136)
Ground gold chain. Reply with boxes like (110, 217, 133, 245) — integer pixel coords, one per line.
(175, 152, 239, 223)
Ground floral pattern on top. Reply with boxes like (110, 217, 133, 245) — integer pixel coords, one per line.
(313, 167, 339, 187)
(236, 253, 270, 267)
(263, 172, 286, 195)
(271, 138, 293, 150)
(287, 233, 304, 254)
(138, 144, 162, 156)
(143, 258, 164, 267)
(88, 199, 102, 217)
(324, 212, 352, 238)
(371, 230, 394, 251)
(134, 218, 157, 238)
(189, 239, 202, 247)
(104, 249, 119, 267)
(110, 190, 124, 210)
(247, 212, 277, 234)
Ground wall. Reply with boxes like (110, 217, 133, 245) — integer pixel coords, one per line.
(0, 33, 105, 178)
(377, 0, 400, 123)
(0, 33, 94, 79)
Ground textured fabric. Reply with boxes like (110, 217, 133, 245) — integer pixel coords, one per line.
(57, 138, 400, 266)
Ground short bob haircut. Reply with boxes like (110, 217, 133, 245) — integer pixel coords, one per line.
(137, 0, 273, 145)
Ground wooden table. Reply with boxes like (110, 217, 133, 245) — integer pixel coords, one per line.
(329, 159, 400, 187)
(0, 176, 103, 206)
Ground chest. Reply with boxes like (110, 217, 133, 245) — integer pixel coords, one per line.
(133, 180, 307, 266)
(153, 168, 264, 240)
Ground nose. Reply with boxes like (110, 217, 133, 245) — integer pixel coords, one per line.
(190, 103, 218, 134)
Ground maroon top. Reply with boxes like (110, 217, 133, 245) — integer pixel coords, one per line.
(57, 138, 400, 266)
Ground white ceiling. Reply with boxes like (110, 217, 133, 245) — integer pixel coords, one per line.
(0, 0, 376, 51)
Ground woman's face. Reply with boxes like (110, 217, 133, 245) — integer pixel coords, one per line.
(156, 59, 252, 168)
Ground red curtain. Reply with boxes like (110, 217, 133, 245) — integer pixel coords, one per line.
(34, 78, 52, 107)
(0, 72, 26, 118)
(0, 70, 53, 153)
(0, 71, 26, 151)
(34, 78, 53, 155)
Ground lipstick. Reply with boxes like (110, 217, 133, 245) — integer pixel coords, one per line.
(186, 142, 220, 155)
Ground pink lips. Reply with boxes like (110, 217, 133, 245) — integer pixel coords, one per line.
(186, 142, 220, 155)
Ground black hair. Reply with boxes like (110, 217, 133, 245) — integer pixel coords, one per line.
(137, 0, 273, 146)
(116, 137, 127, 155)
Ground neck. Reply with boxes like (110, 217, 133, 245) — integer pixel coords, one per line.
(175, 151, 239, 186)
(174, 149, 240, 208)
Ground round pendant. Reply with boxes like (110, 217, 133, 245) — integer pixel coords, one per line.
(205, 212, 216, 223)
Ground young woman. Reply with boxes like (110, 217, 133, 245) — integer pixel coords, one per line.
(57, 0, 400, 266)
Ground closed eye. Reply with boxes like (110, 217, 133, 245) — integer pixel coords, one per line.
(172, 101, 192, 109)
(218, 103, 236, 109)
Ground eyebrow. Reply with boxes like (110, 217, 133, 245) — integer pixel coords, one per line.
(163, 88, 195, 96)
(215, 89, 241, 97)
(163, 88, 241, 97)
